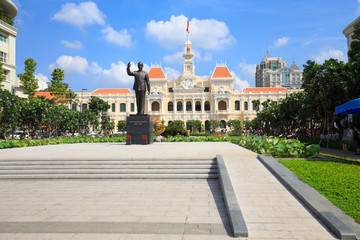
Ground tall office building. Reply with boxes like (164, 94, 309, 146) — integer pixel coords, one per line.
(343, 16, 360, 51)
(255, 51, 286, 87)
(0, 0, 22, 96)
(264, 61, 303, 89)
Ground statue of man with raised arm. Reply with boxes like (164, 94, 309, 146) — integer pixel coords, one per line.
(127, 62, 150, 115)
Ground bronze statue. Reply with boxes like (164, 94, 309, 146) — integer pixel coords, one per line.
(127, 62, 150, 115)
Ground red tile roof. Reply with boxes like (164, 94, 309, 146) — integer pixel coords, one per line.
(34, 92, 55, 99)
(244, 87, 288, 92)
(92, 89, 132, 94)
(212, 66, 232, 78)
(148, 67, 165, 79)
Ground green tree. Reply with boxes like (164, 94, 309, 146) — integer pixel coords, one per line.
(186, 120, 202, 133)
(89, 96, 110, 116)
(227, 119, 242, 133)
(0, 62, 5, 89)
(0, 89, 21, 138)
(347, 21, 360, 99)
(78, 109, 97, 135)
(18, 58, 39, 99)
(117, 120, 127, 132)
(252, 99, 260, 112)
(168, 120, 185, 128)
(50, 68, 67, 103)
(302, 59, 348, 142)
(208, 119, 221, 132)
(66, 89, 77, 108)
(19, 99, 47, 137)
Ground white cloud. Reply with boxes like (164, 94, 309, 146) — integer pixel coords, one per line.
(49, 56, 89, 75)
(61, 40, 83, 49)
(312, 49, 347, 63)
(146, 15, 235, 49)
(272, 37, 290, 48)
(101, 26, 134, 47)
(193, 50, 212, 61)
(231, 71, 250, 91)
(237, 61, 256, 78)
(101, 61, 150, 85)
(163, 51, 183, 64)
(35, 73, 50, 91)
(52, 1, 105, 28)
(164, 67, 181, 80)
(89, 62, 103, 75)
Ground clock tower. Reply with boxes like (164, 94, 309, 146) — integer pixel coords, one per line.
(183, 35, 195, 76)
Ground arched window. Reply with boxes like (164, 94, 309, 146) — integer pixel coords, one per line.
(120, 103, 126, 112)
(195, 101, 201, 111)
(82, 103, 87, 111)
(131, 103, 135, 112)
(218, 100, 227, 111)
(72, 104, 77, 111)
(177, 101, 183, 111)
(186, 101, 192, 112)
(168, 101, 173, 112)
(235, 100, 240, 111)
(187, 47, 190, 53)
(244, 101, 248, 111)
(152, 101, 160, 112)
(111, 103, 115, 112)
(204, 101, 210, 111)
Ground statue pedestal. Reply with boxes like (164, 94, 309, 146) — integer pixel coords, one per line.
(126, 115, 153, 145)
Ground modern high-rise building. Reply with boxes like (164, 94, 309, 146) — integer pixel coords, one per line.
(0, 0, 22, 96)
(255, 51, 286, 87)
(264, 61, 303, 89)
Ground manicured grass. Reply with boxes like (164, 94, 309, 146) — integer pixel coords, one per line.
(279, 159, 360, 223)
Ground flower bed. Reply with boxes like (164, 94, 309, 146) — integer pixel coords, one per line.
(0, 134, 319, 158)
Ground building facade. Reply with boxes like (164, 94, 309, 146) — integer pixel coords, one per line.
(264, 61, 303, 89)
(255, 51, 286, 87)
(75, 38, 301, 131)
(343, 16, 360, 51)
(0, 0, 22, 96)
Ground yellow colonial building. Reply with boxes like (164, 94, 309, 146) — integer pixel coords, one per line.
(74, 38, 301, 131)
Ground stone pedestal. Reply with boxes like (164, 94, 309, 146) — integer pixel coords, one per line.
(126, 115, 153, 145)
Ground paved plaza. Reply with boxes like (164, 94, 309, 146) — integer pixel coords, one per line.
(0, 142, 357, 239)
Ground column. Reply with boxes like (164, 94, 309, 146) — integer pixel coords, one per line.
(183, 99, 185, 114)
(192, 99, 195, 114)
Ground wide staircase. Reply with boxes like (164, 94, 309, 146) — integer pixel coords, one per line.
(0, 158, 218, 179)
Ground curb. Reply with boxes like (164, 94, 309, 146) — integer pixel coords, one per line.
(217, 154, 248, 238)
(258, 154, 358, 240)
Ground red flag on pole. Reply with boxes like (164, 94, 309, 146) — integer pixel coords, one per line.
(186, 19, 189, 34)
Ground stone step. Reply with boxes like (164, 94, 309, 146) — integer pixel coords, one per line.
(0, 160, 215, 166)
(0, 168, 218, 175)
(0, 173, 218, 179)
(0, 164, 217, 170)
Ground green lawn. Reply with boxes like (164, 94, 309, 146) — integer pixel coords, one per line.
(279, 159, 360, 223)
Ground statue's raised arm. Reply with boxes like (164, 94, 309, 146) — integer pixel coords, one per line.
(127, 62, 134, 76)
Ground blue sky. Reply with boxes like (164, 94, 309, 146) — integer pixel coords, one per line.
(13, 0, 360, 91)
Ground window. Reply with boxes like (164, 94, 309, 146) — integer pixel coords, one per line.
(235, 101, 240, 111)
(168, 102, 173, 111)
(120, 103, 126, 112)
(177, 101, 183, 111)
(0, 51, 7, 63)
(195, 101, 201, 111)
(186, 101, 192, 112)
(151, 102, 160, 112)
(244, 101, 248, 111)
(82, 103, 87, 111)
(218, 101, 227, 111)
(0, 33, 6, 43)
(111, 103, 115, 112)
(204, 87, 209, 92)
(131, 103, 135, 112)
(187, 47, 190, 53)
(168, 88, 173, 92)
(72, 104, 77, 111)
(204, 101, 210, 111)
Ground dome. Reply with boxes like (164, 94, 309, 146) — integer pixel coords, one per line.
(0, 0, 18, 19)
